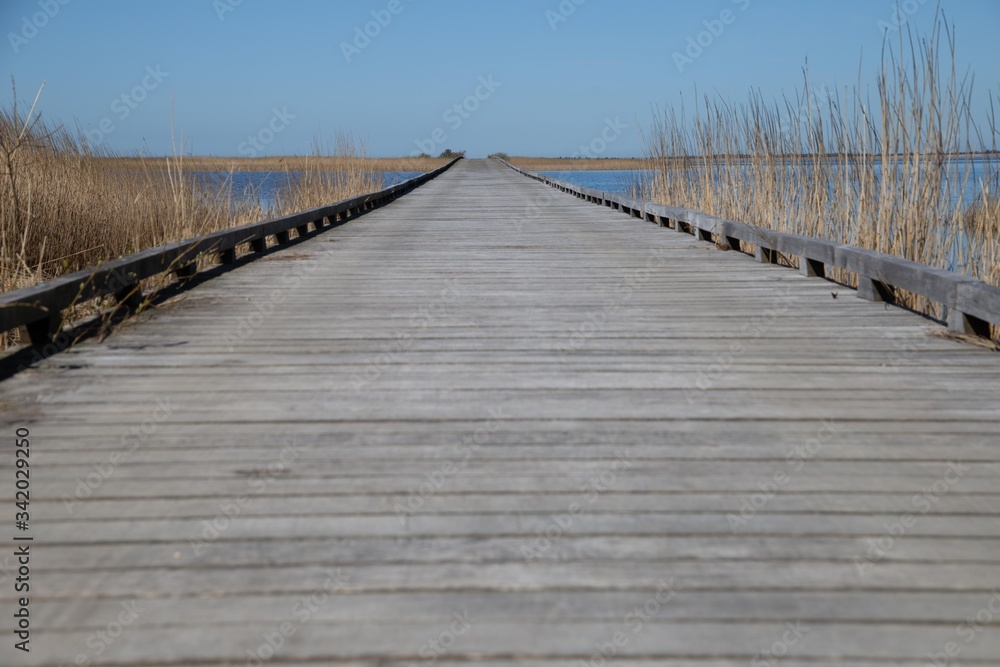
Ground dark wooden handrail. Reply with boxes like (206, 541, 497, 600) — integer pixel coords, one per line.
(1, 158, 462, 345)
(498, 158, 999, 339)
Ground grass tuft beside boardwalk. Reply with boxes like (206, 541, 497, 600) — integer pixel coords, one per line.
(0, 92, 424, 347)
(640, 15, 1000, 320)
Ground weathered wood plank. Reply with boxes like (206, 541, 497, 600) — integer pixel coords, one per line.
(2, 159, 1000, 665)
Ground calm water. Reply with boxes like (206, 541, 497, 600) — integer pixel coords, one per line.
(540, 170, 649, 197)
(193, 171, 421, 211)
(543, 157, 998, 205)
(545, 159, 998, 275)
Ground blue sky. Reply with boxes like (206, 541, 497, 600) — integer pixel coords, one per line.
(2, 0, 998, 157)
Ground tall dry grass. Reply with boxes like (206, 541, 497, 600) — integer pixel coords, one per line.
(0, 88, 392, 346)
(640, 14, 1000, 315)
(105, 155, 448, 174)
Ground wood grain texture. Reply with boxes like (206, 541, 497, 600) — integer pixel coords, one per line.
(1, 158, 999, 666)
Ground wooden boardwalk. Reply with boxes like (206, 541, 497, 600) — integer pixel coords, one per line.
(3, 158, 1000, 666)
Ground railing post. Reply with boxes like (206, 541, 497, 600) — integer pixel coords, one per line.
(948, 310, 991, 337)
(115, 284, 144, 312)
(755, 245, 777, 264)
(857, 276, 893, 303)
(19, 314, 59, 346)
(174, 263, 197, 281)
(800, 257, 825, 278)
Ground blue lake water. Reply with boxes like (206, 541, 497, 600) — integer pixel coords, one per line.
(193, 171, 421, 210)
(539, 170, 649, 197)
(543, 157, 998, 205)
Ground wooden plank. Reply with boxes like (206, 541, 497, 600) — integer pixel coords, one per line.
(2, 158, 1000, 665)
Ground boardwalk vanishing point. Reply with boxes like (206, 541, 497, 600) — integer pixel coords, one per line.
(2, 158, 1000, 665)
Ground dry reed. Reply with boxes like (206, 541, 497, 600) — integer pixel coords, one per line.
(639, 14, 999, 319)
(1, 88, 396, 347)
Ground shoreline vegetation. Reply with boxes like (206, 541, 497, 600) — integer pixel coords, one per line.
(1, 15, 997, 345)
(0, 94, 399, 346)
(636, 15, 998, 326)
(509, 152, 997, 173)
(104, 155, 449, 173)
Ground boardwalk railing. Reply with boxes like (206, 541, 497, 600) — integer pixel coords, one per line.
(0, 158, 461, 346)
(499, 158, 1000, 339)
